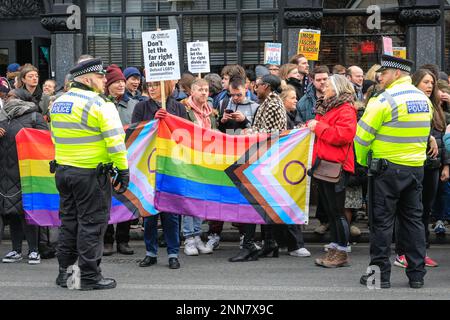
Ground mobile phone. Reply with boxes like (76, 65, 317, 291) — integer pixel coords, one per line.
(225, 109, 233, 114)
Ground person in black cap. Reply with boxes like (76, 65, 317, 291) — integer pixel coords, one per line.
(50, 58, 129, 290)
(356, 54, 433, 289)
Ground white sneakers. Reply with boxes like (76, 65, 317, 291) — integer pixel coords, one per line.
(184, 236, 213, 256)
(206, 233, 220, 250)
(2, 251, 40, 264)
(28, 252, 41, 265)
(289, 248, 311, 257)
(2, 251, 23, 263)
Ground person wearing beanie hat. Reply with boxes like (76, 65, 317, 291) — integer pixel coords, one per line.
(105, 65, 126, 98)
(6, 63, 20, 88)
(102, 64, 136, 257)
(123, 67, 146, 103)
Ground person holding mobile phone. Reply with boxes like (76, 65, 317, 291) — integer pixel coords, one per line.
(206, 77, 260, 251)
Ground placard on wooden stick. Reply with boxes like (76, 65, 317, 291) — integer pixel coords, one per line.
(142, 29, 181, 109)
(187, 41, 210, 78)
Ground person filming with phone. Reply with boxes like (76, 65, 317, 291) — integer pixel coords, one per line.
(218, 76, 259, 135)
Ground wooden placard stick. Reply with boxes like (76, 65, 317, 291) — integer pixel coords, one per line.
(156, 28, 166, 110)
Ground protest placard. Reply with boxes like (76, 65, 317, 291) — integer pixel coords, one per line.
(264, 43, 282, 65)
(382, 37, 393, 56)
(297, 29, 321, 61)
(142, 29, 181, 82)
(393, 47, 407, 59)
(187, 41, 210, 75)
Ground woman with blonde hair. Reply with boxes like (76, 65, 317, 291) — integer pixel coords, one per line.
(307, 75, 357, 268)
(131, 79, 188, 270)
(273, 85, 311, 258)
(365, 64, 381, 82)
(279, 85, 302, 129)
(279, 63, 304, 100)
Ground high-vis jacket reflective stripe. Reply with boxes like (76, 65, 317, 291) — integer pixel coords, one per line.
(354, 76, 433, 167)
(50, 87, 128, 170)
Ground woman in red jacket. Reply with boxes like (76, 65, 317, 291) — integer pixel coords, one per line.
(307, 74, 357, 268)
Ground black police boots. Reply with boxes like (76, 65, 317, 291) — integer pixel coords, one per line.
(360, 274, 391, 289)
(409, 280, 424, 289)
(80, 277, 117, 291)
(55, 267, 71, 288)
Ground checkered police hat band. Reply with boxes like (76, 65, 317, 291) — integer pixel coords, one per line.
(72, 64, 104, 77)
(381, 60, 411, 73)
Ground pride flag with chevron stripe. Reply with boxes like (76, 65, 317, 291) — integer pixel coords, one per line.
(15, 125, 152, 227)
(154, 114, 314, 225)
(17, 116, 313, 226)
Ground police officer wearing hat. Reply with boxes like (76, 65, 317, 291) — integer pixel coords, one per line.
(355, 55, 433, 289)
(50, 58, 129, 290)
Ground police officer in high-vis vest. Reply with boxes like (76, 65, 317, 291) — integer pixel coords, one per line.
(51, 58, 129, 290)
(356, 55, 433, 289)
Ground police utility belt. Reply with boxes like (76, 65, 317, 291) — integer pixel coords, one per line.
(49, 160, 117, 178)
(368, 158, 389, 175)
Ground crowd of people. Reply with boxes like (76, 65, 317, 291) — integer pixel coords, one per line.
(1, 52, 450, 290)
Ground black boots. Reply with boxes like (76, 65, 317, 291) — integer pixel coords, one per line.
(80, 277, 117, 291)
(117, 243, 134, 255)
(55, 267, 71, 288)
(229, 245, 260, 262)
(139, 256, 157, 267)
(168, 257, 181, 269)
(258, 240, 279, 258)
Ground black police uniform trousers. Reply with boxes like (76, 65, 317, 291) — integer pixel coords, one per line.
(369, 161, 426, 283)
(55, 165, 111, 283)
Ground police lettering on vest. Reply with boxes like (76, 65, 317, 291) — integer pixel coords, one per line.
(354, 76, 433, 167)
(51, 102, 73, 114)
(50, 84, 128, 171)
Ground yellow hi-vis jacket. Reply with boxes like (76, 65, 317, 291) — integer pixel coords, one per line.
(50, 84, 128, 170)
(354, 76, 433, 167)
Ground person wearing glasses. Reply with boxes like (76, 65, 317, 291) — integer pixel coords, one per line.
(206, 76, 260, 251)
(218, 77, 259, 134)
(266, 64, 280, 77)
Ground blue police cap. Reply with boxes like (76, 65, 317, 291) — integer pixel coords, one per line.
(70, 58, 106, 78)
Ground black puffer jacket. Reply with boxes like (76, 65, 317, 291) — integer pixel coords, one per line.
(0, 99, 48, 216)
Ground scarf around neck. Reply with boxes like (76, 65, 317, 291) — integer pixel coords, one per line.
(187, 96, 213, 128)
(314, 93, 355, 116)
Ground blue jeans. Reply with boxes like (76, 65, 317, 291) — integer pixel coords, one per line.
(182, 216, 203, 238)
(143, 213, 180, 259)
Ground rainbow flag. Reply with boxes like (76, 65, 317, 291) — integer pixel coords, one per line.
(16, 128, 60, 227)
(154, 115, 314, 224)
(120, 120, 159, 217)
(16, 125, 152, 227)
